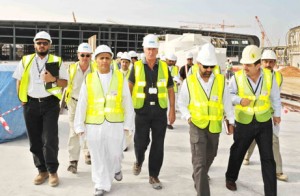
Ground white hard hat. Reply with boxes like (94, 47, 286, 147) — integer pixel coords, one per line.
(160, 54, 166, 61)
(166, 53, 177, 61)
(261, 49, 277, 60)
(77, 43, 92, 53)
(121, 52, 131, 61)
(94, 45, 114, 59)
(117, 52, 123, 58)
(240, 45, 262, 64)
(128, 50, 138, 58)
(196, 43, 218, 65)
(140, 53, 145, 60)
(33, 31, 52, 44)
(185, 52, 193, 59)
(142, 34, 159, 48)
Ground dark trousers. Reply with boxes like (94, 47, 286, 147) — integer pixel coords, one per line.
(190, 122, 220, 196)
(225, 118, 277, 196)
(23, 96, 60, 173)
(134, 105, 167, 177)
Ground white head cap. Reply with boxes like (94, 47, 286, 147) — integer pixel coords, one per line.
(77, 43, 92, 53)
(196, 43, 218, 65)
(33, 31, 52, 44)
(160, 54, 166, 61)
(261, 49, 276, 60)
(142, 34, 159, 48)
(121, 52, 131, 61)
(117, 52, 123, 58)
(185, 52, 193, 59)
(240, 45, 262, 64)
(166, 53, 177, 61)
(94, 45, 114, 59)
(128, 50, 138, 58)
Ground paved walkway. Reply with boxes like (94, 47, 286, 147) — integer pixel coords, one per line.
(1, 110, 299, 196)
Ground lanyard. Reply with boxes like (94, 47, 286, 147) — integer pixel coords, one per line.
(35, 57, 48, 77)
(247, 76, 262, 95)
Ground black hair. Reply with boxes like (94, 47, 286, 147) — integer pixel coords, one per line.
(254, 59, 261, 66)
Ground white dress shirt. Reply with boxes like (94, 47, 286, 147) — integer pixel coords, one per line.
(178, 72, 235, 124)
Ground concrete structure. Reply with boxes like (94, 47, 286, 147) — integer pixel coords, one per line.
(0, 20, 259, 61)
(287, 26, 300, 68)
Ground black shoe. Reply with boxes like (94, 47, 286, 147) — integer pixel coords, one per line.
(167, 124, 174, 129)
(226, 180, 237, 191)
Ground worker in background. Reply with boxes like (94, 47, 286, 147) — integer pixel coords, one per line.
(225, 58, 233, 80)
(64, 43, 95, 174)
(128, 50, 139, 70)
(120, 52, 134, 151)
(178, 43, 234, 196)
(74, 45, 134, 196)
(165, 52, 180, 130)
(243, 49, 288, 182)
(225, 45, 281, 196)
(128, 34, 175, 190)
(12, 31, 68, 187)
(179, 52, 194, 81)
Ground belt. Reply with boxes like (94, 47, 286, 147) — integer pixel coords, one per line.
(28, 95, 56, 102)
(71, 97, 78, 102)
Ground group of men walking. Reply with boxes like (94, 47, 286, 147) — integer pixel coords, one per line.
(13, 31, 287, 196)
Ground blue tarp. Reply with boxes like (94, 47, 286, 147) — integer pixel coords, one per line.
(0, 64, 26, 143)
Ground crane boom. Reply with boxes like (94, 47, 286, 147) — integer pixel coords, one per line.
(255, 16, 272, 47)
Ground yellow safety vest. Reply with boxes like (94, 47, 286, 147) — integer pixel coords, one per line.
(19, 53, 62, 102)
(65, 61, 97, 103)
(132, 60, 169, 109)
(234, 69, 272, 124)
(191, 64, 221, 75)
(170, 66, 179, 93)
(85, 70, 124, 124)
(274, 71, 283, 87)
(187, 73, 225, 133)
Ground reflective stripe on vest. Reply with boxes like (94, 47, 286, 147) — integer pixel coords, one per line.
(170, 66, 179, 93)
(65, 61, 97, 103)
(85, 70, 124, 124)
(132, 60, 169, 109)
(234, 69, 272, 124)
(274, 71, 283, 87)
(187, 73, 225, 133)
(19, 54, 62, 102)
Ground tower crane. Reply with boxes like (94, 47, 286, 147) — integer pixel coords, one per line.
(255, 16, 272, 47)
(179, 20, 250, 32)
(72, 11, 77, 23)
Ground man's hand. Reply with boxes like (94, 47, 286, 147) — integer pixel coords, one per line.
(168, 107, 176, 125)
(240, 98, 251, 107)
(42, 70, 56, 83)
(227, 124, 234, 135)
(273, 116, 281, 125)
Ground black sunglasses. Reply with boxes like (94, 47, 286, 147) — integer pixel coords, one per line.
(202, 65, 215, 69)
(80, 54, 91, 58)
(36, 41, 49, 46)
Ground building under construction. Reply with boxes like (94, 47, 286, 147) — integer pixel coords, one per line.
(0, 20, 259, 61)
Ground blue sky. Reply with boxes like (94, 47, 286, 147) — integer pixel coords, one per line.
(1, 0, 299, 46)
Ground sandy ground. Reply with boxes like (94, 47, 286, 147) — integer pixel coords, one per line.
(281, 77, 300, 95)
(1, 110, 300, 196)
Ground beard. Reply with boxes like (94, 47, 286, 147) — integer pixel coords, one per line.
(36, 50, 49, 57)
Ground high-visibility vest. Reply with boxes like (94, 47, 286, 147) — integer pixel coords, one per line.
(191, 64, 221, 75)
(19, 53, 62, 102)
(234, 69, 272, 124)
(187, 73, 225, 133)
(132, 60, 169, 109)
(85, 70, 124, 124)
(65, 61, 97, 103)
(170, 66, 179, 93)
(274, 71, 283, 87)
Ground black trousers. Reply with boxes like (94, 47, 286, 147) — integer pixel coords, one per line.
(23, 96, 60, 173)
(134, 104, 167, 177)
(225, 118, 276, 196)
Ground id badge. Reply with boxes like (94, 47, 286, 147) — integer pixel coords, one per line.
(148, 87, 157, 94)
(35, 79, 43, 84)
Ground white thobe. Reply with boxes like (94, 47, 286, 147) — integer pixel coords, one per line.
(74, 70, 134, 192)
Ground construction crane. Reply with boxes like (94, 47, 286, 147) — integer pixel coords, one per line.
(72, 11, 77, 23)
(179, 20, 250, 32)
(255, 16, 272, 47)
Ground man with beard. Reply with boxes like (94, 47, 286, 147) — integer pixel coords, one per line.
(178, 43, 234, 196)
(13, 31, 68, 187)
(179, 52, 194, 81)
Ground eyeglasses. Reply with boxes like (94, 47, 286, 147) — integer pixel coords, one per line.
(36, 41, 49, 46)
(202, 65, 215, 69)
(80, 54, 91, 58)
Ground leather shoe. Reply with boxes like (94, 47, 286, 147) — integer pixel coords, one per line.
(85, 154, 91, 165)
(133, 162, 142, 175)
(226, 180, 237, 191)
(67, 161, 78, 174)
(34, 172, 49, 185)
(149, 176, 162, 190)
(167, 124, 174, 129)
(49, 173, 59, 187)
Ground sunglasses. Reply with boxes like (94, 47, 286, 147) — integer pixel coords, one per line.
(202, 65, 215, 69)
(36, 41, 49, 46)
(80, 54, 91, 58)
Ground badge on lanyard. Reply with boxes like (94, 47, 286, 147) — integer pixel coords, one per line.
(149, 87, 157, 94)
